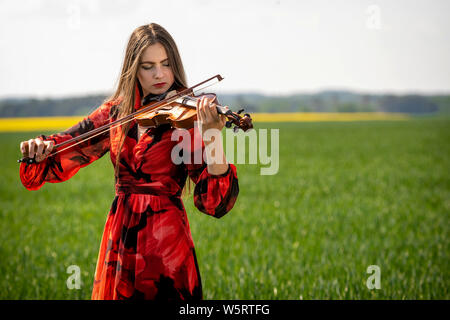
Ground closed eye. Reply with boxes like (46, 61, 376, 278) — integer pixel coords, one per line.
(141, 62, 170, 70)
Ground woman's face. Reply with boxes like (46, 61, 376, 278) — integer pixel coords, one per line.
(137, 42, 175, 97)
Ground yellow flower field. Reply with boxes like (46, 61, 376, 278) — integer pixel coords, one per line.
(0, 116, 84, 132)
(0, 112, 410, 132)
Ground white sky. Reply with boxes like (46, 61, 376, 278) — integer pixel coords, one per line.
(0, 0, 449, 98)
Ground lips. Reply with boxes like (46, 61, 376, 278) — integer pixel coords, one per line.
(153, 82, 166, 88)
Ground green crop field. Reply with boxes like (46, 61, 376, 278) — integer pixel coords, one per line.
(0, 117, 449, 299)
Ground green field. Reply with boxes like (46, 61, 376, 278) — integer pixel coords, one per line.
(0, 117, 449, 299)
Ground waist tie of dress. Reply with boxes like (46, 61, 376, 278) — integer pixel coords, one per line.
(115, 184, 180, 196)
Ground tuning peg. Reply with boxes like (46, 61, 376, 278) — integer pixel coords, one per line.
(237, 109, 244, 114)
(233, 126, 240, 133)
(225, 120, 233, 128)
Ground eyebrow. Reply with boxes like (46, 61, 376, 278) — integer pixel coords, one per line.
(140, 58, 169, 65)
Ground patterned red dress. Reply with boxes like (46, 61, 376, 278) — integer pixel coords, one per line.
(19, 86, 239, 300)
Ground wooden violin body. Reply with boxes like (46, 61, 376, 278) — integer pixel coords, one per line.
(135, 94, 202, 129)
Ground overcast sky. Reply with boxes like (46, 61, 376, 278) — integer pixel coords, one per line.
(0, 0, 449, 98)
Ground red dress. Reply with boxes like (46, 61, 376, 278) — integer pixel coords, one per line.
(19, 87, 239, 300)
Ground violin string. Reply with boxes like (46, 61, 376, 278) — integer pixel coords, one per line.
(42, 79, 221, 159)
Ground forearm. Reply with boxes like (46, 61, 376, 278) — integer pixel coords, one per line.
(204, 133, 229, 175)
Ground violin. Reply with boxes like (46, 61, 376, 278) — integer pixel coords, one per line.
(136, 92, 253, 132)
(18, 74, 253, 164)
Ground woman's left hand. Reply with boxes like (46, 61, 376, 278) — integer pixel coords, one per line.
(197, 95, 227, 136)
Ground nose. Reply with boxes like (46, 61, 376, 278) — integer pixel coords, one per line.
(154, 65, 164, 79)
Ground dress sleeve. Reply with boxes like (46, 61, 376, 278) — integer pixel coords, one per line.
(19, 103, 113, 191)
(185, 127, 239, 218)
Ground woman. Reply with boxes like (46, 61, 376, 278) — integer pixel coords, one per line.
(18, 23, 239, 300)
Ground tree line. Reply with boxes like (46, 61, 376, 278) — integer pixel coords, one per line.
(1, 91, 449, 117)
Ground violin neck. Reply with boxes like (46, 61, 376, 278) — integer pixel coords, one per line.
(215, 105, 230, 115)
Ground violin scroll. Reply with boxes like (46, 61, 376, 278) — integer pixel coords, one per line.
(224, 108, 253, 133)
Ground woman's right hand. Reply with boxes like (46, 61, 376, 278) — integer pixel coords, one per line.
(20, 138, 54, 163)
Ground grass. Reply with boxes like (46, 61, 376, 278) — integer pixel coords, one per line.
(0, 116, 448, 299)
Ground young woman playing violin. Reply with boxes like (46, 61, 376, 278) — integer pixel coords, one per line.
(18, 23, 240, 300)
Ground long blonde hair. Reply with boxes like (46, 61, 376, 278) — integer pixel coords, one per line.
(105, 23, 187, 184)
